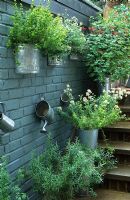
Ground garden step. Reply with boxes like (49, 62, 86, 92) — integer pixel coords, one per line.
(99, 141, 130, 155)
(105, 121, 130, 132)
(105, 165, 130, 181)
(120, 106, 130, 113)
(86, 189, 130, 200)
(77, 189, 130, 200)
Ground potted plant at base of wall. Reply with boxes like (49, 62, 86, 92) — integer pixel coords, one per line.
(8, 1, 69, 72)
(29, 137, 116, 200)
(58, 88, 125, 148)
(84, 5, 130, 92)
(64, 17, 86, 61)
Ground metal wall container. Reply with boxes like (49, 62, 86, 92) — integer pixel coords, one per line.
(15, 44, 40, 74)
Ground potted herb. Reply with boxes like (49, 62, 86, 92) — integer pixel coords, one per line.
(30, 137, 116, 200)
(60, 84, 74, 106)
(58, 88, 124, 148)
(8, 2, 68, 72)
(64, 17, 86, 60)
(84, 5, 130, 90)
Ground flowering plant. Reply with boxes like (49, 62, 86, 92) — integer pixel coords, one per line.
(109, 87, 130, 100)
(58, 88, 125, 130)
(64, 17, 86, 55)
(84, 5, 130, 83)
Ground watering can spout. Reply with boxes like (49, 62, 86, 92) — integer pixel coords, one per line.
(40, 120, 48, 133)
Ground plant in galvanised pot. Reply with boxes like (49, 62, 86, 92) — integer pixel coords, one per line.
(60, 84, 74, 106)
(64, 17, 86, 60)
(58, 88, 125, 148)
(83, 4, 130, 92)
(8, 1, 69, 72)
(30, 137, 116, 200)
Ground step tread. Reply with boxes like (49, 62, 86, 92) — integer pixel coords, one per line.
(85, 189, 130, 200)
(99, 141, 130, 154)
(105, 165, 130, 181)
(106, 121, 130, 130)
(95, 189, 130, 200)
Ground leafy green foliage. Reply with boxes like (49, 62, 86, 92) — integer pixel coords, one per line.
(58, 88, 125, 130)
(8, 1, 68, 55)
(0, 158, 28, 200)
(84, 4, 130, 83)
(30, 138, 116, 200)
(64, 17, 86, 55)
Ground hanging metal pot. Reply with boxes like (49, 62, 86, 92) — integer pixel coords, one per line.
(15, 44, 40, 74)
(60, 93, 70, 106)
(47, 55, 63, 66)
(0, 102, 15, 132)
(35, 100, 54, 132)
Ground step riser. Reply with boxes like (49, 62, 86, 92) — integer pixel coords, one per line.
(100, 179, 130, 193)
(99, 132, 130, 142)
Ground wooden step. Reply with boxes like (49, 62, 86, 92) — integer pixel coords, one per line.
(105, 165, 130, 181)
(99, 141, 130, 155)
(82, 189, 130, 200)
(120, 106, 130, 113)
(105, 121, 130, 132)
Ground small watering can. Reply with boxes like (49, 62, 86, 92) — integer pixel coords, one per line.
(0, 102, 15, 132)
(35, 100, 54, 133)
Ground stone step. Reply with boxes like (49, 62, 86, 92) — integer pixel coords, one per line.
(83, 189, 130, 200)
(99, 141, 130, 155)
(120, 106, 130, 113)
(105, 165, 130, 182)
(105, 121, 130, 132)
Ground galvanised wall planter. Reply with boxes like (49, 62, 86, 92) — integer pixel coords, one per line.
(79, 129, 98, 149)
(15, 44, 40, 74)
(47, 55, 63, 66)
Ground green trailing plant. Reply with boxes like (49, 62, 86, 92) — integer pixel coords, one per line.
(58, 87, 125, 130)
(8, 1, 68, 55)
(84, 4, 130, 83)
(30, 138, 116, 200)
(0, 158, 28, 200)
(64, 17, 86, 55)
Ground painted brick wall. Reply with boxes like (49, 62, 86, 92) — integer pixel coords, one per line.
(0, 0, 99, 199)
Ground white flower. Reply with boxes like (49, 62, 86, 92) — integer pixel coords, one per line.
(70, 100, 75, 105)
(86, 92, 90, 96)
(87, 89, 92, 93)
(66, 84, 70, 88)
(83, 97, 87, 102)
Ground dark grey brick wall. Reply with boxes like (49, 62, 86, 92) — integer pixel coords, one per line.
(0, 0, 99, 199)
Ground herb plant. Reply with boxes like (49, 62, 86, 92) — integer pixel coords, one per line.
(30, 138, 116, 200)
(8, 1, 68, 55)
(58, 88, 125, 130)
(0, 158, 28, 200)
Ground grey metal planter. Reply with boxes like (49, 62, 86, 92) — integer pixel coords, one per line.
(69, 53, 79, 60)
(79, 129, 98, 149)
(47, 55, 63, 66)
(15, 44, 40, 74)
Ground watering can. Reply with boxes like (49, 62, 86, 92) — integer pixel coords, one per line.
(35, 100, 54, 133)
(0, 102, 15, 132)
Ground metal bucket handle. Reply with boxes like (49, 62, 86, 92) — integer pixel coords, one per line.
(0, 102, 6, 114)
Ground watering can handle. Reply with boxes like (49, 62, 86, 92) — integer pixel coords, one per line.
(0, 102, 6, 114)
